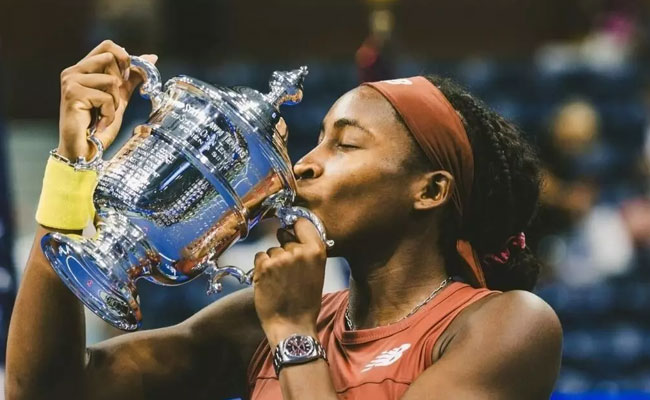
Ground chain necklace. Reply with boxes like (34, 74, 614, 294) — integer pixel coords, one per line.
(344, 276, 454, 331)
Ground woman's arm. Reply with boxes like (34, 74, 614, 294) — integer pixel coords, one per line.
(252, 219, 340, 400)
(85, 286, 264, 400)
(6, 40, 265, 399)
(6, 225, 89, 398)
(401, 290, 563, 400)
(6, 224, 264, 400)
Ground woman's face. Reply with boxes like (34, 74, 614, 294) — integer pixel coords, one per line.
(294, 86, 423, 256)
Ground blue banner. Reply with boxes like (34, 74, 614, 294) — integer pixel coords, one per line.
(552, 393, 650, 400)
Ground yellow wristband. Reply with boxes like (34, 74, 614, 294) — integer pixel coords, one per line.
(35, 156, 98, 230)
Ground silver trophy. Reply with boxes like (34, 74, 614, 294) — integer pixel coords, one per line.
(41, 56, 332, 331)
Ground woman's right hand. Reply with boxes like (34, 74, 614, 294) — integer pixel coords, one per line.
(57, 40, 158, 160)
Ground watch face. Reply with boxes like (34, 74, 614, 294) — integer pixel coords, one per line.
(285, 336, 314, 357)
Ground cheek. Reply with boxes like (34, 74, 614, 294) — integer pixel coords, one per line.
(318, 157, 413, 238)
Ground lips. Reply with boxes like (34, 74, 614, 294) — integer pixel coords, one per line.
(295, 179, 324, 210)
(294, 180, 312, 206)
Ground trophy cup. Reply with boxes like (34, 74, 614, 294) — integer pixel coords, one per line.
(40, 56, 332, 331)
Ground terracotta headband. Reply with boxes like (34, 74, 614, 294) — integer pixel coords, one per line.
(362, 77, 487, 288)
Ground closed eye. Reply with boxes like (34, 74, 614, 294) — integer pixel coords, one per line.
(337, 143, 359, 149)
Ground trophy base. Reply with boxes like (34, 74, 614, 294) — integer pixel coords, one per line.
(41, 232, 142, 331)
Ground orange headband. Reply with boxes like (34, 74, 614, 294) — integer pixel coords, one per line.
(362, 77, 486, 288)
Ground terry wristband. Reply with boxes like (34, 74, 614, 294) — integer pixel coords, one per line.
(35, 156, 98, 230)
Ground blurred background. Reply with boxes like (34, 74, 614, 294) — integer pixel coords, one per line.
(2, 0, 650, 398)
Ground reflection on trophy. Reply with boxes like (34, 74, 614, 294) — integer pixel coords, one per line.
(40, 56, 333, 331)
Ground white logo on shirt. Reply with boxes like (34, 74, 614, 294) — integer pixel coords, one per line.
(381, 78, 413, 85)
(361, 343, 412, 373)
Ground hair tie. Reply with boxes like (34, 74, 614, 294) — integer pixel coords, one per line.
(482, 232, 526, 265)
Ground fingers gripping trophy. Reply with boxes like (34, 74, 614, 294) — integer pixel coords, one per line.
(40, 53, 333, 331)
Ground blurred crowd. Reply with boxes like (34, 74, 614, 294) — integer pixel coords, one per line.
(480, 2, 650, 390)
(3, 0, 650, 395)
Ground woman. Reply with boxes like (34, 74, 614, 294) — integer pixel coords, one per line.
(6, 40, 562, 400)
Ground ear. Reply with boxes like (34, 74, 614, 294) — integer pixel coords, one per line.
(413, 170, 454, 211)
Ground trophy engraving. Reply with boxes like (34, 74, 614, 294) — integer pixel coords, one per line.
(40, 57, 331, 331)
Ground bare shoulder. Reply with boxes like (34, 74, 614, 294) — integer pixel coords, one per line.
(443, 289, 562, 349)
(428, 290, 563, 398)
(451, 290, 563, 386)
(467, 290, 563, 343)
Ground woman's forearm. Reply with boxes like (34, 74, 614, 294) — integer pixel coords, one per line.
(278, 360, 339, 400)
(5, 225, 87, 399)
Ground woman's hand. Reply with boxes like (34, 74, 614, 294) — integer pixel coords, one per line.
(253, 218, 327, 347)
(57, 39, 158, 160)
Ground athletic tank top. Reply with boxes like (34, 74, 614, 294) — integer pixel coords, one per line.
(247, 282, 498, 399)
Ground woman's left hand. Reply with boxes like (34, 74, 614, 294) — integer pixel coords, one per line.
(253, 218, 327, 346)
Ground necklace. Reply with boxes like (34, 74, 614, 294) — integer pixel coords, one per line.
(344, 276, 453, 331)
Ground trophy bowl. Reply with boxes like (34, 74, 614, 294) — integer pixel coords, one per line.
(40, 56, 332, 331)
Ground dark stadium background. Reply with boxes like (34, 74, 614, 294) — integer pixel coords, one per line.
(2, 1, 650, 398)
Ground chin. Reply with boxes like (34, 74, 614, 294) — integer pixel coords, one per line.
(299, 205, 357, 257)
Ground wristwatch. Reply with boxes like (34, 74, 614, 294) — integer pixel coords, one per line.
(272, 334, 327, 376)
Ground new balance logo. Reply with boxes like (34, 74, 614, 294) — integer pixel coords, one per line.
(361, 343, 411, 373)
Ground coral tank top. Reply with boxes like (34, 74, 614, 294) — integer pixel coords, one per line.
(247, 282, 498, 399)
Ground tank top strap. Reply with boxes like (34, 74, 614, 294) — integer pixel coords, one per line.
(420, 285, 499, 368)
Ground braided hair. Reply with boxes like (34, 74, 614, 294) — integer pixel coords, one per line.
(401, 75, 543, 291)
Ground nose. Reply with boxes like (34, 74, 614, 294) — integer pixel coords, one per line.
(293, 155, 323, 180)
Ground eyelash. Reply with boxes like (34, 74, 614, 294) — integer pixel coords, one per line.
(315, 137, 358, 150)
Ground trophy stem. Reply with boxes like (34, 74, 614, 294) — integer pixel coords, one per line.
(41, 213, 159, 331)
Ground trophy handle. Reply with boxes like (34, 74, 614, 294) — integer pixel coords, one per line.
(202, 206, 333, 295)
(258, 190, 333, 248)
(204, 261, 253, 295)
(130, 55, 165, 110)
(275, 206, 335, 249)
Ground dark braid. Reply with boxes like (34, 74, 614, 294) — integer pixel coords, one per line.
(461, 98, 515, 230)
(409, 76, 543, 291)
(486, 121, 514, 212)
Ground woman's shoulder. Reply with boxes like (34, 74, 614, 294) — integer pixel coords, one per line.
(454, 290, 562, 355)
(433, 290, 563, 394)
(473, 290, 560, 329)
